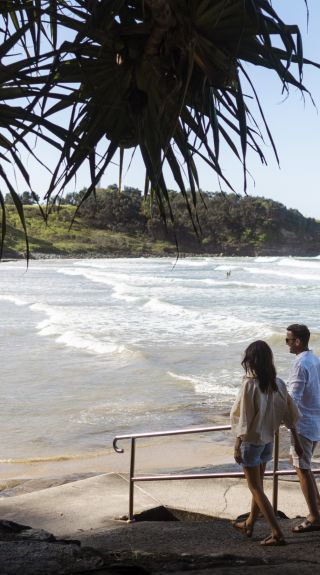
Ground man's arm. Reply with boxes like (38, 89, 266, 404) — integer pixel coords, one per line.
(288, 361, 307, 407)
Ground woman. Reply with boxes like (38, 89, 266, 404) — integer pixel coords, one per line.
(230, 340, 302, 546)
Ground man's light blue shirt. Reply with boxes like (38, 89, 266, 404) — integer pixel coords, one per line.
(287, 350, 320, 441)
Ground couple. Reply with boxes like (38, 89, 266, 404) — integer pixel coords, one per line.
(230, 324, 320, 546)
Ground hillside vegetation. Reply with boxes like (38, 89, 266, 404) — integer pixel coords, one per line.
(2, 189, 320, 258)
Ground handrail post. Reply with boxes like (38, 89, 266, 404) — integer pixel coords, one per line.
(128, 438, 136, 522)
(272, 429, 279, 514)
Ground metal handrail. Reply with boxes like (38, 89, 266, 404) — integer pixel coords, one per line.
(113, 424, 231, 453)
(113, 424, 320, 521)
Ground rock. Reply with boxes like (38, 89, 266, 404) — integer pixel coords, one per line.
(0, 540, 105, 575)
(0, 520, 55, 542)
(0, 520, 105, 575)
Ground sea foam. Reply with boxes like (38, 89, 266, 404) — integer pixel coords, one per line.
(55, 331, 128, 355)
(244, 266, 320, 282)
(0, 295, 28, 306)
(168, 371, 239, 398)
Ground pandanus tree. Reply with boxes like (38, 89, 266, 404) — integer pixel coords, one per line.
(0, 0, 316, 256)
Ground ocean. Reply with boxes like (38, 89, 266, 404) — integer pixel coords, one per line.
(1, 256, 320, 474)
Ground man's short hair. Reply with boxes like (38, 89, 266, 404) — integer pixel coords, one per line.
(287, 324, 310, 346)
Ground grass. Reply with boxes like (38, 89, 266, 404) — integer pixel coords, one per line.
(2, 205, 176, 258)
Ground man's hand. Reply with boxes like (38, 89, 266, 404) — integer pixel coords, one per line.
(291, 428, 304, 458)
(294, 439, 304, 458)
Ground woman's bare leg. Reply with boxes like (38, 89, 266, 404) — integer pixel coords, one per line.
(244, 464, 284, 540)
(233, 463, 265, 536)
(245, 463, 266, 532)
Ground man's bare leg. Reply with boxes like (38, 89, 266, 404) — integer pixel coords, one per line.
(310, 471, 320, 508)
(295, 467, 320, 523)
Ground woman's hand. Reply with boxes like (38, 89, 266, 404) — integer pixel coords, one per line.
(234, 446, 243, 465)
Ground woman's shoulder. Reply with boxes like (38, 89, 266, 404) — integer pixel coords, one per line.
(242, 375, 259, 391)
(242, 374, 254, 383)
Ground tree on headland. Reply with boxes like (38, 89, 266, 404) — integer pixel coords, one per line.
(79, 186, 147, 232)
(4, 194, 14, 206)
(59, 191, 85, 207)
(5, 192, 39, 205)
(20, 192, 40, 206)
(0, 1, 318, 257)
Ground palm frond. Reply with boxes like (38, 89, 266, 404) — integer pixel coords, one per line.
(0, 0, 318, 257)
(38, 1, 314, 203)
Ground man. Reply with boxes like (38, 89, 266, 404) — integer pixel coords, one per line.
(286, 323, 320, 532)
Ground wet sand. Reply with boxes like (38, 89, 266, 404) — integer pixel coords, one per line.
(0, 432, 234, 493)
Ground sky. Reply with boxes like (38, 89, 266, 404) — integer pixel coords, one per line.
(229, 0, 320, 220)
(7, 0, 320, 220)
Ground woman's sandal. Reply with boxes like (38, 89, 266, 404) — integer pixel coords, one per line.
(232, 520, 253, 538)
(260, 534, 286, 546)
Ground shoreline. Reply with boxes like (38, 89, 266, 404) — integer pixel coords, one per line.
(2, 250, 320, 261)
(0, 434, 234, 486)
(0, 427, 310, 497)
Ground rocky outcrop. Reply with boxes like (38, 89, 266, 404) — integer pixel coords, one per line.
(0, 520, 104, 575)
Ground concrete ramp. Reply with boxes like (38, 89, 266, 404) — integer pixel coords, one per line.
(0, 472, 307, 540)
(0, 473, 159, 537)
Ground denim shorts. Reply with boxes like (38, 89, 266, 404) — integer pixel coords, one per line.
(241, 441, 273, 468)
(290, 434, 318, 470)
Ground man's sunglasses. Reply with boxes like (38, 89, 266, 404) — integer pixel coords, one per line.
(285, 337, 296, 343)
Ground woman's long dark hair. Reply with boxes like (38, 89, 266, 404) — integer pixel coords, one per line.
(241, 340, 277, 393)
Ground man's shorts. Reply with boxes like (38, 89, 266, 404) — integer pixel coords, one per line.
(290, 434, 318, 470)
(240, 441, 273, 468)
